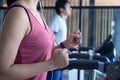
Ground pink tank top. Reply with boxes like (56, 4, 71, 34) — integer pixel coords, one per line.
(7, 2, 55, 80)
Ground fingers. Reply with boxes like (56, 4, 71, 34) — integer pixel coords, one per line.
(51, 49, 69, 69)
(74, 45, 79, 50)
(62, 48, 71, 55)
(74, 31, 82, 44)
(73, 29, 82, 37)
(67, 49, 72, 55)
(74, 29, 81, 35)
(62, 49, 70, 65)
(71, 34, 81, 44)
(74, 30, 82, 41)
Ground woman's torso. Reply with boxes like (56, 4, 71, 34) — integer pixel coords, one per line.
(7, 2, 55, 80)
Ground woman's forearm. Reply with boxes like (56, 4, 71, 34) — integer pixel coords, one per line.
(0, 60, 54, 80)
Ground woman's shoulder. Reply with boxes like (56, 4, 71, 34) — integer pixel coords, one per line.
(6, 7, 27, 17)
(3, 7, 29, 33)
(4, 6, 29, 24)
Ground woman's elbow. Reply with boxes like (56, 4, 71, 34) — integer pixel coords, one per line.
(0, 68, 9, 78)
(0, 68, 13, 80)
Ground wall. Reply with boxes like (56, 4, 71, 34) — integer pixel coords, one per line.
(95, 0, 120, 6)
(114, 9, 120, 57)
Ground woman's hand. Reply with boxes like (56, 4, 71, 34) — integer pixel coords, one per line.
(49, 49, 69, 70)
(63, 30, 82, 49)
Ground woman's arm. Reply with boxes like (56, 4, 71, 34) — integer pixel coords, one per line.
(0, 7, 69, 80)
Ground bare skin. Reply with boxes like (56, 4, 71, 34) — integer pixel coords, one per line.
(0, 0, 82, 80)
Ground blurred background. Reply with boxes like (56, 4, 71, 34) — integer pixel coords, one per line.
(0, 0, 120, 80)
